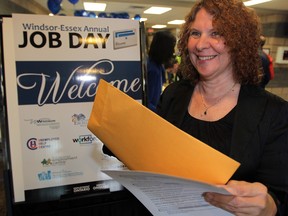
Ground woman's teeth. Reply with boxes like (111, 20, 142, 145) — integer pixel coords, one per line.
(198, 55, 216, 60)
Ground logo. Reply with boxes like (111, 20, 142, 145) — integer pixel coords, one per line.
(72, 113, 87, 126)
(72, 134, 96, 144)
(27, 138, 38, 150)
(37, 169, 83, 182)
(38, 170, 52, 181)
(41, 155, 77, 167)
(73, 185, 90, 193)
(25, 118, 60, 129)
(41, 158, 53, 166)
(27, 137, 60, 150)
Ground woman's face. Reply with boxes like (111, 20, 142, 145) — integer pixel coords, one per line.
(188, 8, 233, 80)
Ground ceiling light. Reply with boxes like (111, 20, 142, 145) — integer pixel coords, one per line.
(83, 2, 107, 11)
(168, 20, 185, 25)
(151, 24, 167, 29)
(244, 0, 272, 6)
(144, 7, 172, 15)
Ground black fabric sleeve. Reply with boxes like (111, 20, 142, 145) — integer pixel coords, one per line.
(268, 189, 288, 216)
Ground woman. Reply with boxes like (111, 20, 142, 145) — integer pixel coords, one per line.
(147, 31, 176, 112)
(157, 0, 288, 215)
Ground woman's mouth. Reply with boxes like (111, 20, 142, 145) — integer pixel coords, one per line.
(197, 55, 216, 60)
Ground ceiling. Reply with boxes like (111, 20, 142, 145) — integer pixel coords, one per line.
(31, 0, 288, 29)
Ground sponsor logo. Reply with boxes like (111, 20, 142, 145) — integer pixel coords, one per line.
(72, 134, 97, 144)
(41, 158, 53, 166)
(41, 155, 77, 167)
(27, 137, 60, 150)
(93, 183, 109, 190)
(73, 185, 90, 193)
(38, 170, 52, 181)
(25, 118, 60, 129)
(37, 169, 83, 182)
(113, 29, 137, 49)
(71, 113, 88, 127)
(27, 138, 38, 150)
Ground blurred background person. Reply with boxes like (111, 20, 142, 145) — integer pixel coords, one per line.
(146, 31, 176, 112)
(164, 55, 180, 84)
(259, 34, 275, 88)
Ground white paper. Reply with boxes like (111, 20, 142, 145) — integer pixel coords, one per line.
(103, 170, 233, 216)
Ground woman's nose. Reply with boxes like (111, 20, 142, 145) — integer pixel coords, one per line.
(196, 35, 210, 51)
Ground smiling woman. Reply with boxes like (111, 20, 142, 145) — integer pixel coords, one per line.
(157, 0, 288, 215)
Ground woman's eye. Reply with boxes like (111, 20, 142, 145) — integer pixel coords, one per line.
(211, 31, 221, 38)
(189, 31, 200, 38)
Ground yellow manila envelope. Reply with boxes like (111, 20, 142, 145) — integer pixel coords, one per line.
(88, 79, 240, 185)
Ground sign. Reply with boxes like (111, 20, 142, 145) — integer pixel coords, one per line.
(1, 14, 143, 202)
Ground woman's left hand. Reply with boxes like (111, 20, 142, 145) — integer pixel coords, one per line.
(203, 180, 277, 216)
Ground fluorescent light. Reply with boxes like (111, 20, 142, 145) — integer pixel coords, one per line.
(144, 7, 172, 14)
(168, 20, 185, 25)
(83, 2, 106, 11)
(244, 0, 272, 6)
(151, 24, 167, 29)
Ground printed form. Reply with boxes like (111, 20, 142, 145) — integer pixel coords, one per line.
(103, 170, 232, 216)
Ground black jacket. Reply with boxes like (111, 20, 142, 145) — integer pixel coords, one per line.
(157, 80, 288, 215)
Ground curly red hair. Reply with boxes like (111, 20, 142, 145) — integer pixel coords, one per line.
(178, 0, 262, 84)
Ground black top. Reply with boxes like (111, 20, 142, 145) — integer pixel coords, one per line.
(181, 107, 236, 155)
(157, 80, 288, 215)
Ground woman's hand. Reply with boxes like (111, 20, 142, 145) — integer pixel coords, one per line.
(203, 180, 277, 216)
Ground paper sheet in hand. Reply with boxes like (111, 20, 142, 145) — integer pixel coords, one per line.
(103, 170, 233, 216)
(88, 79, 240, 184)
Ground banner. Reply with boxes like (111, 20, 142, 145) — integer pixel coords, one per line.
(2, 14, 143, 202)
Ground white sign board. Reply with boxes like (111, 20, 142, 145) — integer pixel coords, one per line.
(2, 14, 142, 202)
